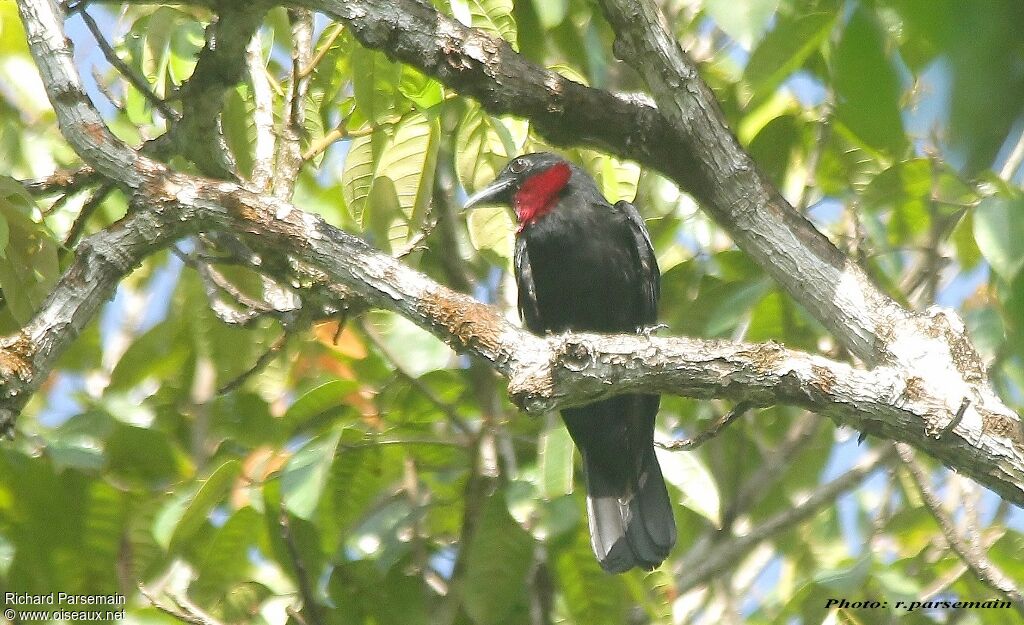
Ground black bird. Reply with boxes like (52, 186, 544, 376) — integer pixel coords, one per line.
(465, 152, 676, 573)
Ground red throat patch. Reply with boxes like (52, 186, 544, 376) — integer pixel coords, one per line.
(513, 162, 572, 232)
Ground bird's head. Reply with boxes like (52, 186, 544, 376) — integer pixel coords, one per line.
(464, 152, 574, 230)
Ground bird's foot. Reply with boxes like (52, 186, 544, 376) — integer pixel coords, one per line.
(640, 323, 669, 339)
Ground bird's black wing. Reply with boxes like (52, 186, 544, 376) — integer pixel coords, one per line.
(513, 236, 543, 332)
(614, 200, 660, 326)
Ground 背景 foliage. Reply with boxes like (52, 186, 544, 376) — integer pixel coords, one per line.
(1, 0, 1023, 623)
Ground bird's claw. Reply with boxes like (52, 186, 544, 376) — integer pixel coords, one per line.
(640, 323, 668, 339)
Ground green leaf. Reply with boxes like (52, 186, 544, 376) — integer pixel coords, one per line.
(834, 8, 906, 154)
(461, 495, 534, 625)
(538, 416, 575, 499)
(322, 443, 401, 548)
(705, 0, 780, 49)
(152, 490, 192, 550)
(457, 0, 518, 49)
(0, 176, 58, 326)
(456, 105, 523, 193)
(0, 212, 9, 257)
(281, 429, 341, 519)
(367, 310, 454, 377)
(168, 460, 241, 551)
(351, 46, 402, 124)
(655, 446, 721, 527)
(554, 523, 627, 625)
(743, 9, 837, 104)
(466, 205, 515, 266)
(974, 196, 1024, 281)
(81, 481, 126, 588)
(368, 112, 440, 252)
(585, 152, 641, 204)
(105, 423, 187, 488)
(107, 320, 191, 392)
(530, 0, 567, 29)
(398, 66, 444, 110)
(283, 380, 359, 427)
(192, 507, 263, 603)
(345, 112, 440, 253)
(222, 85, 255, 177)
(341, 131, 380, 225)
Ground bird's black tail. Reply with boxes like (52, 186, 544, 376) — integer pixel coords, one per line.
(562, 394, 676, 573)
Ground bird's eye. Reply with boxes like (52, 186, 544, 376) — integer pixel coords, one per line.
(509, 158, 526, 174)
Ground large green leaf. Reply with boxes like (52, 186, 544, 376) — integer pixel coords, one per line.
(343, 112, 439, 253)
(457, 105, 526, 262)
(452, 0, 518, 49)
(538, 416, 575, 499)
(80, 481, 126, 589)
(655, 445, 721, 527)
(974, 196, 1024, 281)
(351, 46, 402, 124)
(743, 9, 837, 104)
(168, 460, 242, 551)
(0, 176, 58, 328)
(282, 379, 360, 430)
(281, 429, 342, 519)
(105, 423, 188, 488)
(366, 310, 454, 377)
(466, 206, 515, 267)
(191, 506, 264, 603)
(322, 439, 402, 551)
(553, 523, 628, 625)
(834, 7, 906, 155)
(705, 0, 780, 49)
(460, 495, 534, 625)
(107, 320, 192, 392)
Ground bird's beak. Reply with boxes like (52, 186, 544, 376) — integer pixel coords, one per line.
(463, 178, 514, 210)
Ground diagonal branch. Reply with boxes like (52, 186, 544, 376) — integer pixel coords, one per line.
(300, 0, 1019, 468)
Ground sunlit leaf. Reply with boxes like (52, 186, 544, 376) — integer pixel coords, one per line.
(281, 429, 341, 519)
(655, 446, 721, 527)
(461, 495, 534, 625)
(974, 196, 1024, 281)
(538, 416, 575, 499)
(0, 176, 57, 327)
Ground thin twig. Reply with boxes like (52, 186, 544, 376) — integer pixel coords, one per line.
(138, 584, 226, 625)
(361, 319, 472, 436)
(61, 182, 114, 256)
(279, 511, 326, 625)
(80, 8, 179, 122)
(895, 443, 1024, 611)
(301, 122, 372, 161)
(395, 205, 439, 259)
(939, 397, 970, 439)
(998, 128, 1024, 183)
(217, 331, 289, 395)
(657, 401, 752, 451)
(676, 446, 896, 593)
(300, 22, 345, 78)
(272, 8, 313, 198)
(22, 166, 97, 196)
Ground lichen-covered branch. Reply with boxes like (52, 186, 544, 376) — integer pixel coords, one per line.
(299, 0, 1021, 480)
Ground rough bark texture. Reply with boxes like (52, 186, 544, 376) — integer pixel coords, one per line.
(3, 0, 1023, 509)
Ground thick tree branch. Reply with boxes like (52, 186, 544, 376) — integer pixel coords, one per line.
(6, 0, 1024, 509)
(298, 0, 1021, 472)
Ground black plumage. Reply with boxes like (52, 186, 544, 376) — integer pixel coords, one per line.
(465, 152, 676, 573)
